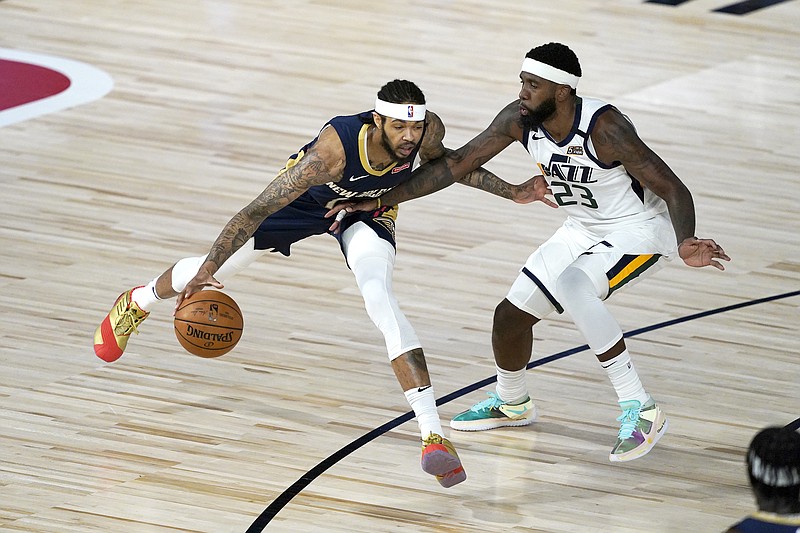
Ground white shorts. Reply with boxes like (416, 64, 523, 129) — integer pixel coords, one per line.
(507, 212, 677, 318)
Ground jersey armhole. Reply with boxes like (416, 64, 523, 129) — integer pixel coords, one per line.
(584, 104, 621, 169)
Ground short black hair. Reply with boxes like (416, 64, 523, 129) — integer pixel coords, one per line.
(525, 42, 582, 78)
(377, 79, 425, 105)
(747, 426, 800, 506)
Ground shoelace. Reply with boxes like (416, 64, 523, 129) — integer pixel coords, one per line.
(114, 308, 147, 336)
(470, 392, 503, 412)
(616, 405, 642, 439)
(423, 433, 444, 445)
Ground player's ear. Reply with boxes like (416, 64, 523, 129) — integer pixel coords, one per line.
(372, 111, 383, 129)
(556, 84, 572, 101)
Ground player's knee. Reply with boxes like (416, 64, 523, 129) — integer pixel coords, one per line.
(556, 266, 599, 309)
(493, 299, 536, 333)
(359, 276, 392, 317)
(358, 277, 419, 358)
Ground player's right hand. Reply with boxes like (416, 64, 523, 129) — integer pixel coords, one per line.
(513, 175, 558, 208)
(174, 267, 224, 314)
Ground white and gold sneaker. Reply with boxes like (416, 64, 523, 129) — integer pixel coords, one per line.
(93, 287, 149, 362)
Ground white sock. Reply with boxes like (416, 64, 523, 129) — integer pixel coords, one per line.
(404, 386, 443, 438)
(601, 350, 649, 405)
(495, 364, 529, 405)
(131, 279, 162, 312)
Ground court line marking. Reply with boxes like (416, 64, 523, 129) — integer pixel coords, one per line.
(0, 48, 113, 127)
(247, 289, 800, 532)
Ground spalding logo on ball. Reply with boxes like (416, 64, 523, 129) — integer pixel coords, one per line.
(174, 290, 243, 358)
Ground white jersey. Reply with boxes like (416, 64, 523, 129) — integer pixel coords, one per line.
(522, 97, 667, 233)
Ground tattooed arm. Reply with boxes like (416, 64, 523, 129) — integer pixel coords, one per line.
(592, 107, 729, 270)
(327, 102, 552, 225)
(382, 101, 558, 208)
(414, 106, 541, 201)
(592, 107, 696, 242)
(391, 102, 519, 204)
(455, 166, 552, 204)
(175, 125, 346, 309)
(415, 111, 448, 164)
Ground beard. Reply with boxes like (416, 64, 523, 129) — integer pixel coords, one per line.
(380, 128, 415, 162)
(380, 129, 399, 162)
(519, 97, 557, 130)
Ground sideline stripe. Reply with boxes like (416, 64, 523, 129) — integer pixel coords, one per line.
(645, 0, 695, 5)
(714, 0, 794, 14)
(246, 289, 800, 532)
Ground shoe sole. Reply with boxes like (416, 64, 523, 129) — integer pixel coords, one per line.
(450, 405, 538, 432)
(609, 416, 669, 463)
(421, 446, 462, 476)
(436, 465, 466, 488)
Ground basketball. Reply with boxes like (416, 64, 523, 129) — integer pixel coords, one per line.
(173, 290, 243, 358)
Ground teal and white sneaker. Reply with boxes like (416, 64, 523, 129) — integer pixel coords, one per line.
(450, 392, 537, 431)
(609, 397, 668, 462)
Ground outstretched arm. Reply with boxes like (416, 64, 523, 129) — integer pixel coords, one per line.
(327, 101, 554, 228)
(418, 110, 545, 203)
(383, 103, 522, 205)
(456, 168, 555, 206)
(175, 126, 346, 309)
(592, 108, 730, 270)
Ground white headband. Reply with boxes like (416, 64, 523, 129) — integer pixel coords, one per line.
(749, 451, 800, 487)
(521, 58, 580, 89)
(374, 98, 426, 121)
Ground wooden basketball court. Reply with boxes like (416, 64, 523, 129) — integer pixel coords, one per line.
(1, 1, 799, 531)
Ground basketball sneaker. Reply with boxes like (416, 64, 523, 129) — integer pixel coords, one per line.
(93, 287, 150, 362)
(450, 392, 537, 431)
(609, 397, 668, 462)
(421, 433, 466, 488)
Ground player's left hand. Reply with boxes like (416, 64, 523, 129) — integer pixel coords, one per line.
(513, 175, 558, 208)
(679, 237, 731, 270)
(324, 198, 379, 233)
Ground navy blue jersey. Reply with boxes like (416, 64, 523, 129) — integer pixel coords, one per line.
(252, 111, 426, 256)
(730, 512, 800, 532)
(287, 111, 426, 209)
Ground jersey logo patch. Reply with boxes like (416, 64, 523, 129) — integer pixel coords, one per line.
(374, 217, 396, 240)
(391, 162, 410, 174)
(567, 146, 584, 156)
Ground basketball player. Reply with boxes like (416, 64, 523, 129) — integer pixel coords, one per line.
(725, 426, 800, 532)
(326, 44, 730, 462)
(93, 79, 549, 487)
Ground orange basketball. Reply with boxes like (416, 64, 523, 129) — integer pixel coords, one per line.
(173, 290, 243, 358)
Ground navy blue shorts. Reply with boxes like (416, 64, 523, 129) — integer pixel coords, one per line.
(252, 194, 398, 257)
